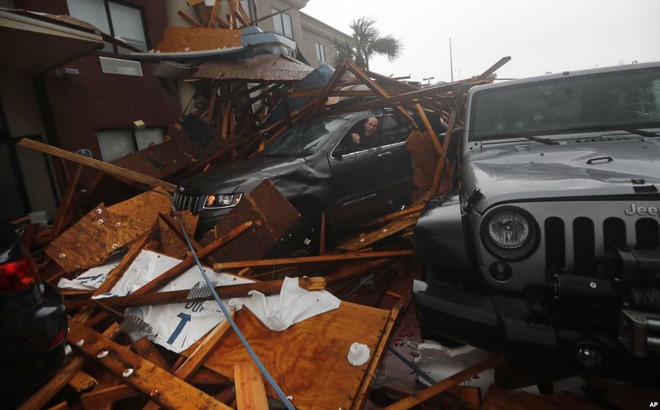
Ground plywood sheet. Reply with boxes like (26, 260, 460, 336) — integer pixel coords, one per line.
(202, 179, 300, 261)
(154, 27, 241, 52)
(202, 302, 390, 410)
(108, 189, 172, 232)
(45, 204, 143, 272)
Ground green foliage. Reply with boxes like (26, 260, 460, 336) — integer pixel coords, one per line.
(332, 17, 401, 69)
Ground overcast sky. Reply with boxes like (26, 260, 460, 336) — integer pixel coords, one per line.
(301, 0, 660, 83)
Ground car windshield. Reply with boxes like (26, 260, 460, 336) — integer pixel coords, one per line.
(262, 118, 347, 157)
(469, 66, 660, 142)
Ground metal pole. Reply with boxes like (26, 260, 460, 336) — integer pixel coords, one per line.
(449, 38, 454, 82)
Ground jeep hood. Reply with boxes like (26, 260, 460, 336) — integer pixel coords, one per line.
(464, 138, 660, 213)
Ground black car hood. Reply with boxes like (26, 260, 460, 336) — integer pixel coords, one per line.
(464, 137, 660, 213)
(179, 155, 329, 197)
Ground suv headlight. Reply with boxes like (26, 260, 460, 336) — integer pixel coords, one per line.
(203, 193, 242, 209)
(481, 207, 539, 260)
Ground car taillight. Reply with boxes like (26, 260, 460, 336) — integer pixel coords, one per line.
(0, 258, 37, 292)
(48, 328, 66, 349)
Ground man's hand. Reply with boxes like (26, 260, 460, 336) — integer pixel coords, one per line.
(352, 133, 361, 144)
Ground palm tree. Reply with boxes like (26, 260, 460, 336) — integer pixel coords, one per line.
(332, 17, 401, 70)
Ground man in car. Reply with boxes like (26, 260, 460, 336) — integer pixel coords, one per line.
(351, 116, 380, 148)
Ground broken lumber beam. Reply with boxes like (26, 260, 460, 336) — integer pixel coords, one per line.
(213, 249, 413, 271)
(175, 311, 235, 379)
(65, 276, 325, 310)
(234, 361, 269, 410)
(17, 323, 121, 410)
(335, 217, 418, 252)
(17, 138, 177, 192)
(67, 319, 232, 410)
(134, 221, 253, 295)
(382, 355, 506, 410)
(80, 384, 139, 408)
(68, 370, 97, 393)
(352, 291, 413, 409)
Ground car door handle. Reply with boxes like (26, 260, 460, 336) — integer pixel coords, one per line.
(378, 151, 392, 158)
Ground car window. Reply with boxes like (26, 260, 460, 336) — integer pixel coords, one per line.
(380, 115, 414, 144)
(262, 118, 347, 157)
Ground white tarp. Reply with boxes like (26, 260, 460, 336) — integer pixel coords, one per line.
(229, 276, 341, 332)
(60, 249, 341, 353)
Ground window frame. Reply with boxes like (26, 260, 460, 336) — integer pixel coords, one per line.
(271, 7, 294, 39)
(96, 126, 165, 162)
(67, 0, 149, 54)
(315, 42, 326, 64)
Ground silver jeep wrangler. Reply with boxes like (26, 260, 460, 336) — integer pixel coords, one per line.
(413, 61, 660, 381)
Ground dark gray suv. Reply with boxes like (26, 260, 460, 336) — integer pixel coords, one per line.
(413, 61, 660, 381)
(174, 110, 425, 243)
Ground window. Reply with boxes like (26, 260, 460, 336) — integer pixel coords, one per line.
(271, 8, 293, 39)
(97, 127, 164, 162)
(315, 42, 326, 64)
(67, 0, 147, 54)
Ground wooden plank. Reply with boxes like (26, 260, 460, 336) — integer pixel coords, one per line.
(347, 61, 417, 127)
(207, 0, 220, 28)
(92, 232, 151, 296)
(66, 276, 325, 310)
(17, 357, 85, 410)
(133, 221, 253, 296)
(177, 9, 203, 27)
(80, 384, 139, 408)
(17, 324, 121, 410)
(68, 370, 97, 393)
(383, 355, 506, 410)
(430, 107, 458, 195)
(335, 217, 417, 252)
(17, 138, 177, 192)
(351, 290, 412, 409)
(234, 361, 269, 410)
(175, 311, 235, 379)
(67, 319, 231, 410)
(50, 163, 83, 240)
(213, 249, 413, 271)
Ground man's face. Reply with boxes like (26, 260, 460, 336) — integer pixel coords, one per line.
(364, 118, 379, 136)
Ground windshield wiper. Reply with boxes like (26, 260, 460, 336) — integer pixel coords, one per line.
(611, 127, 658, 138)
(506, 133, 559, 145)
(565, 125, 659, 138)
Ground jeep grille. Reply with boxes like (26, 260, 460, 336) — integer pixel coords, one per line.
(173, 192, 200, 214)
(544, 216, 659, 277)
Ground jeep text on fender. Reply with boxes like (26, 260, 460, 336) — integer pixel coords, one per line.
(413, 61, 660, 383)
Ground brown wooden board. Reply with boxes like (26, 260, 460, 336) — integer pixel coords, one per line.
(201, 180, 300, 262)
(107, 189, 173, 233)
(154, 27, 241, 52)
(157, 211, 198, 259)
(199, 301, 390, 410)
(45, 204, 144, 272)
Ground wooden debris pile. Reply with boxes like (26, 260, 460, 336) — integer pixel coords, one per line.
(11, 31, 522, 405)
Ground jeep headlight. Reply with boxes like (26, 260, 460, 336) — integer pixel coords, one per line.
(487, 210, 530, 249)
(482, 207, 539, 260)
(203, 193, 242, 209)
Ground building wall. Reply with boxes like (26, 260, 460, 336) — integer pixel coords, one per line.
(18, 0, 181, 157)
(299, 12, 350, 67)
